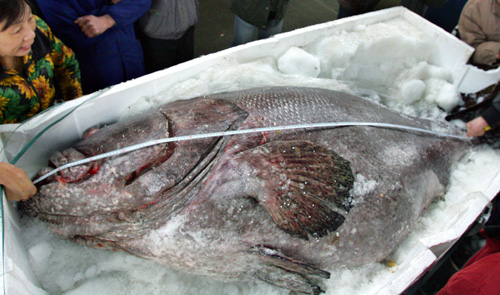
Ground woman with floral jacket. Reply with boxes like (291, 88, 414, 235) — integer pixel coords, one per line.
(0, 0, 82, 202)
(0, 0, 82, 124)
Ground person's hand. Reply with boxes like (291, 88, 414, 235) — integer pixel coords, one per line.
(74, 15, 116, 38)
(466, 116, 490, 137)
(0, 162, 36, 201)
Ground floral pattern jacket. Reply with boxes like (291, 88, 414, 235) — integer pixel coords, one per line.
(0, 16, 82, 124)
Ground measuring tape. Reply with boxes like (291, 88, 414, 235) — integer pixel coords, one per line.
(32, 121, 468, 184)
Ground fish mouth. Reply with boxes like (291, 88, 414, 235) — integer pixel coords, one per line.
(33, 126, 107, 186)
(34, 148, 102, 186)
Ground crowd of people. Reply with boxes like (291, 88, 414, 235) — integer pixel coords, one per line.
(1, 0, 500, 293)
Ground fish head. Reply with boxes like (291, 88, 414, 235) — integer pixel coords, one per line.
(20, 97, 248, 240)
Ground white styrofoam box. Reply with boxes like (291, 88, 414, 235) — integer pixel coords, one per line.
(375, 242, 437, 295)
(458, 63, 500, 94)
(1, 7, 499, 294)
(420, 192, 491, 258)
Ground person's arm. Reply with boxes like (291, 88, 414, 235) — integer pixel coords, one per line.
(37, 0, 110, 49)
(104, 0, 151, 28)
(0, 162, 37, 201)
(35, 17, 83, 101)
(72, 0, 151, 39)
(471, 41, 500, 67)
(466, 100, 500, 137)
(466, 116, 489, 137)
(74, 14, 116, 38)
(459, 3, 500, 66)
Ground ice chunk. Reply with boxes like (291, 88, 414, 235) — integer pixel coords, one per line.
(435, 82, 460, 112)
(28, 241, 53, 266)
(401, 79, 426, 104)
(277, 47, 321, 78)
(425, 79, 460, 112)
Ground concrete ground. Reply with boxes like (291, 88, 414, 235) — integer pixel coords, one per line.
(194, 0, 339, 57)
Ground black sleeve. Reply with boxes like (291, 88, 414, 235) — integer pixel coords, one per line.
(482, 94, 500, 127)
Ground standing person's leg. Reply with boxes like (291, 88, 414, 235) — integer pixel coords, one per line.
(257, 18, 284, 40)
(231, 15, 257, 46)
(337, 5, 352, 19)
(174, 26, 195, 65)
(139, 34, 177, 74)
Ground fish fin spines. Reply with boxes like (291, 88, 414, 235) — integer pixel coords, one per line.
(250, 245, 330, 278)
(250, 245, 328, 294)
(237, 140, 354, 240)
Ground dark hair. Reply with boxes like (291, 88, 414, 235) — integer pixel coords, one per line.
(0, 0, 30, 32)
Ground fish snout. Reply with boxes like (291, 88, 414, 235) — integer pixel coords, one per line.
(49, 148, 100, 183)
(32, 167, 57, 186)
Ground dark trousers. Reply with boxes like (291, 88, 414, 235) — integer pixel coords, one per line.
(336, 6, 353, 19)
(139, 26, 195, 74)
(485, 194, 500, 239)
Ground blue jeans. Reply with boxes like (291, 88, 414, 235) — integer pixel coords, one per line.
(231, 15, 284, 47)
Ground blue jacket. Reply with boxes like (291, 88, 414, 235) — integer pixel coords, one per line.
(37, 0, 151, 94)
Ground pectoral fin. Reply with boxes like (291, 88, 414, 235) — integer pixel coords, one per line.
(236, 140, 354, 240)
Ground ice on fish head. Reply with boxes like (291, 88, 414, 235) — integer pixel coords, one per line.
(20, 97, 248, 241)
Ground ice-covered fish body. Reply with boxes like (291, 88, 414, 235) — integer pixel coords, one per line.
(22, 87, 469, 294)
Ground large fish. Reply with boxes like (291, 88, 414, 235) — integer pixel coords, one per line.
(21, 87, 469, 294)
